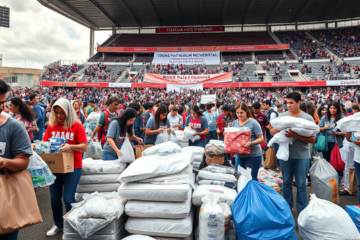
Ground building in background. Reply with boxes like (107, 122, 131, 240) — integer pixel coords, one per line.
(0, 66, 43, 87)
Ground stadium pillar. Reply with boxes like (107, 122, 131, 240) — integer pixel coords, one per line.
(295, 23, 298, 30)
(89, 28, 95, 57)
(112, 27, 116, 35)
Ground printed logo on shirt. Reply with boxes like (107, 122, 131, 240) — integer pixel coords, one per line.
(51, 131, 75, 141)
(0, 142, 5, 156)
(189, 123, 201, 129)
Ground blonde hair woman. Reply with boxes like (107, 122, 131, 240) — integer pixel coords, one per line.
(43, 98, 88, 237)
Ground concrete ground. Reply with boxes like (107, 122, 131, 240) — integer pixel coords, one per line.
(18, 185, 358, 240)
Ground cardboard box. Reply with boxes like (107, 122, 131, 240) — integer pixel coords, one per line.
(347, 206, 360, 232)
(39, 152, 74, 173)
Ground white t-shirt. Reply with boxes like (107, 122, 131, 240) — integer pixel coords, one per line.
(167, 113, 180, 131)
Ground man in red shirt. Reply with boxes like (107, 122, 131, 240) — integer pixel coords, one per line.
(252, 102, 269, 146)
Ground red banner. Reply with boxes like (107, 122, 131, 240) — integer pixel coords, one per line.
(40, 81, 109, 87)
(156, 26, 225, 33)
(203, 82, 240, 88)
(97, 44, 289, 53)
(131, 83, 166, 88)
(144, 72, 232, 84)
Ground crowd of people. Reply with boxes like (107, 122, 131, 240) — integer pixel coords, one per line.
(3, 81, 360, 239)
(42, 63, 83, 82)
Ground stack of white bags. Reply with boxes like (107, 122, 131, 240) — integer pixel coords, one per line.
(75, 159, 126, 202)
(118, 151, 195, 239)
(175, 130, 190, 148)
(182, 146, 204, 170)
(64, 192, 127, 240)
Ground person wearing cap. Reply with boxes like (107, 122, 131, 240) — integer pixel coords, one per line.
(43, 98, 88, 237)
(203, 103, 219, 144)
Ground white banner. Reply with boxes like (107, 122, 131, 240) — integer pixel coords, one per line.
(167, 83, 203, 92)
(109, 83, 132, 88)
(326, 80, 360, 86)
(152, 51, 220, 65)
(201, 94, 216, 104)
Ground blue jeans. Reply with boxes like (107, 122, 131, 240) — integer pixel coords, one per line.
(189, 140, 206, 148)
(235, 155, 262, 181)
(206, 130, 217, 144)
(1, 230, 19, 240)
(280, 157, 310, 214)
(33, 127, 44, 141)
(50, 168, 82, 228)
(354, 161, 360, 204)
(103, 152, 118, 160)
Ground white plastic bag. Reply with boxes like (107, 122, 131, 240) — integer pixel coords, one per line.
(142, 141, 181, 157)
(192, 184, 238, 207)
(237, 166, 252, 193)
(309, 157, 339, 203)
(298, 194, 360, 240)
(118, 137, 135, 163)
(87, 140, 103, 160)
(155, 131, 170, 145)
(122, 236, 156, 240)
(199, 194, 225, 240)
(86, 112, 101, 123)
(26, 151, 56, 188)
(197, 170, 237, 183)
(82, 159, 126, 174)
(184, 127, 201, 143)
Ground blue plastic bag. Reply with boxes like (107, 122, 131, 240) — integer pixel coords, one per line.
(232, 180, 297, 240)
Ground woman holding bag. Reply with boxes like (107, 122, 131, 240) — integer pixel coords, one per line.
(103, 108, 143, 160)
(42, 98, 88, 237)
(233, 102, 264, 180)
(144, 105, 171, 145)
(185, 105, 209, 148)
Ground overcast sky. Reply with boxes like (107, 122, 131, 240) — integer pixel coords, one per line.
(0, 0, 110, 69)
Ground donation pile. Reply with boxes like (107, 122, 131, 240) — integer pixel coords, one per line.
(75, 159, 126, 202)
(26, 151, 56, 188)
(224, 127, 251, 154)
(64, 192, 127, 239)
(309, 156, 339, 203)
(267, 116, 320, 160)
(182, 146, 205, 170)
(142, 141, 182, 157)
(298, 194, 360, 240)
(233, 180, 297, 240)
(85, 112, 101, 137)
(196, 164, 238, 189)
(175, 130, 189, 148)
(257, 167, 283, 193)
(87, 140, 103, 160)
(184, 127, 201, 143)
(118, 152, 195, 239)
(204, 142, 226, 166)
(33, 138, 67, 154)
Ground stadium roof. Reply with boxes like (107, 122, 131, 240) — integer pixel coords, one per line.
(38, 0, 360, 29)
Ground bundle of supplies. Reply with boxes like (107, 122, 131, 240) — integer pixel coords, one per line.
(224, 127, 251, 154)
(233, 180, 297, 240)
(175, 130, 189, 148)
(155, 131, 170, 145)
(123, 236, 156, 240)
(26, 151, 56, 188)
(309, 156, 339, 203)
(298, 194, 360, 240)
(182, 146, 204, 170)
(184, 127, 201, 143)
(75, 159, 126, 202)
(267, 116, 320, 160)
(87, 140, 103, 160)
(204, 143, 226, 166)
(118, 137, 135, 163)
(118, 152, 194, 239)
(346, 206, 360, 232)
(64, 192, 126, 239)
(142, 141, 182, 157)
(85, 112, 101, 137)
(192, 184, 237, 207)
(336, 112, 360, 135)
(34, 138, 67, 154)
(197, 165, 238, 189)
(257, 167, 283, 193)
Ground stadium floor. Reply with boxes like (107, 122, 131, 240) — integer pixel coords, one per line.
(19, 186, 358, 240)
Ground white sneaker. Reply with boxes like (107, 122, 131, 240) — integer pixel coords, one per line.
(46, 225, 63, 237)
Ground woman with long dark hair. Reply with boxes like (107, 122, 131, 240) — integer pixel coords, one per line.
(103, 108, 143, 160)
(317, 105, 327, 120)
(144, 105, 171, 145)
(185, 105, 209, 148)
(319, 102, 345, 172)
(306, 102, 320, 124)
(9, 97, 37, 142)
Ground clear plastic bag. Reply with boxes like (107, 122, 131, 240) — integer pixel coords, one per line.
(184, 127, 201, 143)
(26, 151, 56, 188)
(86, 112, 101, 123)
(199, 194, 225, 240)
(118, 137, 135, 163)
(155, 131, 170, 145)
(87, 140, 103, 160)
